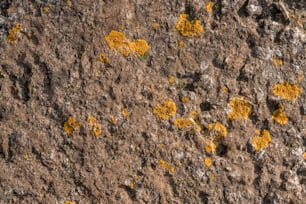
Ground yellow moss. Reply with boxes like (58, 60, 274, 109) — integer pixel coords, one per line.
(180, 96, 188, 103)
(104, 30, 150, 56)
(67, 0, 72, 7)
(206, 1, 214, 13)
(87, 115, 102, 137)
(168, 76, 175, 83)
(175, 14, 203, 37)
(64, 116, 81, 135)
(99, 54, 109, 64)
(205, 141, 217, 153)
(227, 96, 252, 120)
(178, 40, 185, 47)
(206, 122, 227, 138)
(273, 82, 303, 101)
(121, 108, 130, 117)
(252, 130, 272, 151)
(44, 7, 49, 13)
(273, 56, 283, 66)
(7, 23, 20, 44)
(153, 99, 177, 120)
(204, 157, 212, 167)
(64, 201, 75, 204)
(272, 104, 288, 125)
(159, 159, 175, 173)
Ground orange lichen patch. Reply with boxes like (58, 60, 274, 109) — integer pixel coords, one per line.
(272, 104, 288, 125)
(273, 82, 303, 101)
(206, 122, 227, 138)
(178, 40, 185, 47)
(44, 7, 49, 13)
(204, 157, 212, 167)
(222, 86, 228, 93)
(104, 30, 150, 57)
(64, 116, 81, 135)
(205, 141, 217, 153)
(304, 152, 306, 160)
(159, 159, 175, 173)
(128, 174, 141, 189)
(153, 99, 177, 120)
(252, 130, 272, 151)
(121, 108, 130, 117)
(206, 1, 214, 13)
(174, 118, 194, 129)
(87, 115, 102, 137)
(168, 76, 175, 83)
(109, 115, 117, 124)
(273, 56, 283, 66)
(151, 22, 159, 29)
(227, 96, 252, 120)
(67, 0, 72, 7)
(7, 23, 20, 44)
(64, 201, 75, 204)
(209, 173, 215, 181)
(175, 14, 203, 37)
(99, 54, 109, 64)
(180, 96, 188, 103)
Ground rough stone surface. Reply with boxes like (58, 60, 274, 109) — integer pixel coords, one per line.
(0, 0, 305, 203)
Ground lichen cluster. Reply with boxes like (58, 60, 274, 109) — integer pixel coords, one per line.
(273, 82, 303, 101)
(252, 130, 272, 151)
(175, 14, 203, 37)
(272, 104, 288, 125)
(206, 122, 227, 138)
(227, 96, 252, 120)
(63, 116, 81, 135)
(87, 115, 102, 137)
(7, 23, 20, 44)
(159, 159, 175, 173)
(153, 99, 177, 120)
(104, 30, 150, 57)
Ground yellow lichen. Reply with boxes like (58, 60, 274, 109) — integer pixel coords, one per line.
(109, 115, 117, 124)
(180, 96, 188, 103)
(64, 201, 75, 204)
(204, 157, 212, 167)
(205, 141, 217, 153)
(175, 14, 203, 37)
(222, 86, 228, 93)
(304, 152, 306, 160)
(87, 115, 102, 137)
(99, 54, 109, 64)
(159, 159, 175, 173)
(273, 82, 303, 101)
(67, 0, 72, 7)
(272, 104, 288, 125)
(209, 173, 215, 181)
(168, 76, 175, 83)
(104, 30, 150, 57)
(64, 116, 81, 135)
(206, 122, 227, 138)
(178, 40, 185, 47)
(44, 7, 49, 13)
(7, 23, 20, 44)
(121, 108, 130, 117)
(273, 56, 283, 66)
(206, 1, 214, 13)
(174, 118, 194, 129)
(153, 99, 177, 120)
(151, 22, 159, 29)
(252, 130, 272, 151)
(227, 96, 252, 120)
